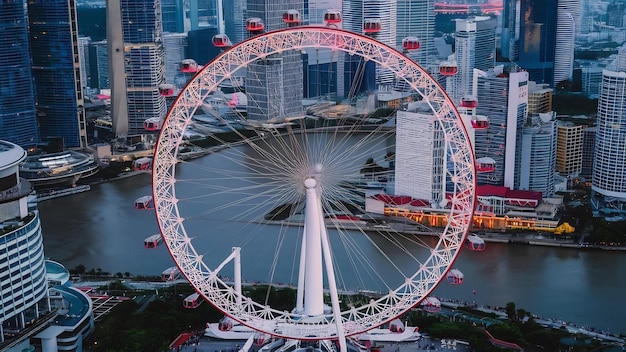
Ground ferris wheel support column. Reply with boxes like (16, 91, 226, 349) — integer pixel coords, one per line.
(233, 247, 242, 307)
(318, 198, 347, 352)
(303, 178, 324, 316)
(295, 231, 306, 314)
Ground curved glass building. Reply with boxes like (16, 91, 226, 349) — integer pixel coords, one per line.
(0, 141, 48, 344)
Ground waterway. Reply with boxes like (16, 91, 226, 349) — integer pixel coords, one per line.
(37, 163, 626, 338)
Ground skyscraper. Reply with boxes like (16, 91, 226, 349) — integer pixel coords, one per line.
(580, 126, 595, 181)
(500, 0, 519, 62)
(91, 40, 109, 90)
(556, 121, 583, 178)
(554, 0, 577, 86)
(107, 0, 167, 137)
(0, 0, 39, 149)
(343, 0, 396, 46)
(245, 0, 304, 121)
(592, 51, 626, 214)
(28, 0, 88, 149)
(163, 33, 188, 86)
(474, 66, 529, 189)
(502, 0, 558, 86)
(0, 140, 95, 350)
(224, 0, 247, 45)
(343, 0, 397, 87)
(527, 82, 553, 115)
(447, 18, 477, 103)
(0, 141, 49, 344)
(396, 0, 436, 67)
(161, 0, 185, 33)
(467, 16, 496, 72)
(78, 36, 92, 89)
(520, 112, 557, 197)
(395, 107, 444, 204)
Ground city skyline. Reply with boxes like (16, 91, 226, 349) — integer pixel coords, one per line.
(1, 0, 625, 207)
(2, 0, 626, 349)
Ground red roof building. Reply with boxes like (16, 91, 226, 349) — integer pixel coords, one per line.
(476, 185, 542, 215)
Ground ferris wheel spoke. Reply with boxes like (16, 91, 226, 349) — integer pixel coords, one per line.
(154, 27, 474, 340)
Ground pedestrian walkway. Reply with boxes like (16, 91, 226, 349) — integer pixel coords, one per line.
(172, 336, 472, 352)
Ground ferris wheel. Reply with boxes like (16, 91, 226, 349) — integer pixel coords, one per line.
(153, 26, 475, 349)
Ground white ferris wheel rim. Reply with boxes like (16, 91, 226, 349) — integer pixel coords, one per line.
(153, 26, 476, 340)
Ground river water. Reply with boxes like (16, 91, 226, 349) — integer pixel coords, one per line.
(37, 162, 626, 337)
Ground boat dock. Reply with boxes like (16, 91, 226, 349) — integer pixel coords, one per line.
(37, 185, 91, 202)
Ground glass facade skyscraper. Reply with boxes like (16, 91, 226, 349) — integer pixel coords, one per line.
(224, 0, 247, 45)
(246, 0, 304, 121)
(118, 0, 167, 135)
(518, 0, 558, 86)
(0, 0, 39, 149)
(396, 0, 436, 67)
(28, 0, 88, 149)
(475, 66, 528, 189)
(161, 0, 185, 33)
(502, 0, 558, 86)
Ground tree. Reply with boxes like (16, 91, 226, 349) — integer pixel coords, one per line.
(505, 302, 517, 321)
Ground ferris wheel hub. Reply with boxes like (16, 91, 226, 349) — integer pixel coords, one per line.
(153, 26, 475, 343)
(304, 178, 317, 189)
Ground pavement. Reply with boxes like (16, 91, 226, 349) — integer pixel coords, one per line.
(172, 336, 472, 352)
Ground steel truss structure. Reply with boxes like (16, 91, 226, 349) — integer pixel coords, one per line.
(153, 26, 476, 341)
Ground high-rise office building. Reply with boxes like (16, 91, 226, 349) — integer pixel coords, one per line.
(520, 0, 558, 86)
(0, 0, 39, 149)
(581, 66, 603, 99)
(245, 0, 304, 121)
(447, 17, 496, 103)
(467, 16, 496, 72)
(520, 112, 557, 197)
(592, 53, 626, 214)
(91, 40, 109, 90)
(396, 0, 436, 67)
(108, 0, 168, 137)
(606, 2, 625, 28)
(528, 82, 553, 115)
(163, 33, 188, 85)
(395, 107, 444, 204)
(78, 36, 92, 89)
(343, 0, 397, 86)
(161, 0, 185, 33)
(343, 0, 396, 46)
(500, 0, 518, 62)
(554, 0, 577, 85)
(502, 0, 558, 86)
(474, 66, 529, 189)
(28, 0, 88, 149)
(447, 19, 477, 103)
(224, 0, 247, 45)
(556, 121, 583, 178)
(580, 126, 595, 181)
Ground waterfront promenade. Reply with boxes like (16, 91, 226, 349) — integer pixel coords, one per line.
(75, 278, 626, 347)
(40, 167, 625, 253)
